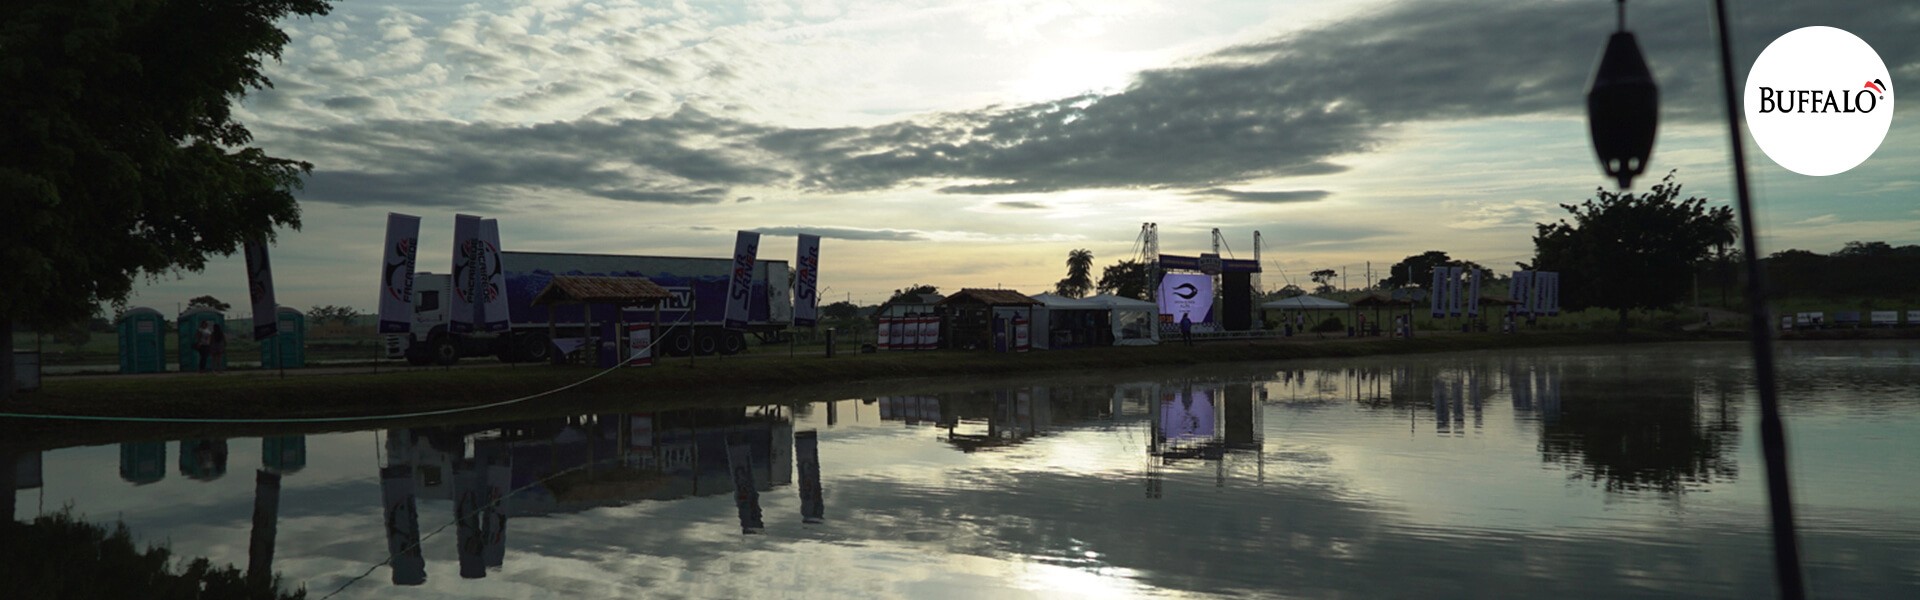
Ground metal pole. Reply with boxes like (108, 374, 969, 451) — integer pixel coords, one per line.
(1710, 1, 1804, 597)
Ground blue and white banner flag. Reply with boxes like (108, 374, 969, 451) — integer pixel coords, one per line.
(378, 213, 421, 334)
(1467, 267, 1483, 318)
(794, 234, 821, 327)
(450, 214, 483, 334)
(1511, 270, 1533, 317)
(1429, 266, 1446, 318)
(725, 231, 760, 330)
(1536, 271, 1551, 317)
(244, 239, 278, 340)
(1447, 266, 1464, 318)
(478, 219, 510, 332)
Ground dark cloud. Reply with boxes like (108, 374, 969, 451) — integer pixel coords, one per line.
(275, 1, 1919, 211)
(320, 95, 381, 111)
(996, 201, 1047, 210)
(283, 106, 785, 207)
(1191, 188, 1331, 204)
(776, 0, 1919, 195)
(750, 226, 926, 241)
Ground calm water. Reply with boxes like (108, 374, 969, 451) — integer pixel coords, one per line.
(6, 341, 1919, 598)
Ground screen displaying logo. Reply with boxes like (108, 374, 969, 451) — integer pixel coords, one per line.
(1744, 26, 1894, 176)
(1157, 273, 1213, 324)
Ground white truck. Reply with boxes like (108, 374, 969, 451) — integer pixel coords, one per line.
(389, 251, 791, 365)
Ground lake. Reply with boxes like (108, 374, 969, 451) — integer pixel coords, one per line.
(5, 341, 1917, 598)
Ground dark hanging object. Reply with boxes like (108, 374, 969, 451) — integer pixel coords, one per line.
(1587, 1, 1659, 189)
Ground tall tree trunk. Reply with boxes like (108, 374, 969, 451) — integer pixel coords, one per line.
(1, 317, 14, 402)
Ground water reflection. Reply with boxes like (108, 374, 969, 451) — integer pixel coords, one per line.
(1537, 359, 1740, 494)
(9, 343, 1919, 598)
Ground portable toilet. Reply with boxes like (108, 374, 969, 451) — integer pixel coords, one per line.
(176, 307, 227, 372)
(260, 306, 306, 369)
(119, 441, 167, 485)
(117, 307, 168, 374)
(262, 436, 307, 474)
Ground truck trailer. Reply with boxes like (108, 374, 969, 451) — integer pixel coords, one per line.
(389, 251, 791, 365)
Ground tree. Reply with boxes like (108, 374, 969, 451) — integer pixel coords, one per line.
(1096, 260, 1153, 300)
(1309, 269, 1338, 294)
(1054, 249, 1094, 298)
(1380, 251, 1453, 289)
(1530, 171, 1733, 331)
(188, 296, 233, 313)
(1276, 284, 1306, 298)
(821, 301, 859, 320)
(886, 284, 939, 306)
(306, 305, 360, 327)
(1, 0, 330, 399)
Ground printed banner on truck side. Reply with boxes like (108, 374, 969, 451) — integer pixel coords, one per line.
(378, 213, 422, 334)
(794, 234, 821, 327)
(449, 214, 483, 334)
(724, 231, 760, 330)
(479, 219, 510, 332)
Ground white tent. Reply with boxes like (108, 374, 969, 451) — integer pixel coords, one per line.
(1027, 293, 1162, 347)
(1085, 293, 1161, 346)
(1260, 295, 1350, 310)
(1029, 293, 1104, 349)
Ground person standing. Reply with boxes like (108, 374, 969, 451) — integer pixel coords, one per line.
(1179, 313, 1193, 347)
(209, 323, 227, 373)
(195, 321, 213, 373)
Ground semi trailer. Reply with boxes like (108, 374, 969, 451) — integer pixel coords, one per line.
(388, 251, 791, 365)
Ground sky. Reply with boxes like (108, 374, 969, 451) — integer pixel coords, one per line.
(115, 0, 1919, 316)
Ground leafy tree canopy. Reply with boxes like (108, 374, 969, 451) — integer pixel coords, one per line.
(885, 284, 939, 306)
(188, 295, 232, 312)
(1, 0, 331, 331)
(1529, 171, 1733, 330)
(821, 300, 860, 320)
(1095, 260, 1153, 300)
(1380, 251, 1453, 289)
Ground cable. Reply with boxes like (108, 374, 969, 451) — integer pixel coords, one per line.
(0, 309, 696, 425)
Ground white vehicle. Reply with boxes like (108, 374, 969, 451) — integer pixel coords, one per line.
(388, 251, 791, 365)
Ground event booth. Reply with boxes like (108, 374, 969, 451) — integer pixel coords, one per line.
(1030, 293, 1164, 349)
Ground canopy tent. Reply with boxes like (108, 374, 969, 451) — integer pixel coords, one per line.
(1026, 293, 1162, 348)
(1085, 293, 1161, 346)
(1029, 293, 1108, 349)
(532, 275, 672, 363)
(1260, 295, 1350, 310)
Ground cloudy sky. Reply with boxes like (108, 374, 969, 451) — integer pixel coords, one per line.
(120, 0, 1918, 315)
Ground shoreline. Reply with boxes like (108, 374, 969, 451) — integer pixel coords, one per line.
(4, 330, 1912, 452)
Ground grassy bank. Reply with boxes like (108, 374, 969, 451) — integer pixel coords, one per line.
(0, 330, 1745, 448)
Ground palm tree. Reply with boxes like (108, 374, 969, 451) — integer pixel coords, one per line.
(1056, 249, 1094, 298)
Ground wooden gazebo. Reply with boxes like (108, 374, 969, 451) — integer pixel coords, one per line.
(531, 276, 672, 363)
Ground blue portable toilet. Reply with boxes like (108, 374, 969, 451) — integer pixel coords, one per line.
(262, 436, 307, 474)
(260, 306, 306, 369)
(119, 441, 167, 485)
(117, 307, 167, 374)
(176, 307, 227, 372)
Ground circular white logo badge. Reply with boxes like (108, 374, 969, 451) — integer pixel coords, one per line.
(1744, 26, 1894, 176)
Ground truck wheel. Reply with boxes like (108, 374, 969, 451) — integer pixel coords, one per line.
(665, 328, 693, 357)
(431, 336, 459, 366)
(519, 332, 550, 363)
(695, 329, 720, 356)
(720, 331, 746, 355)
